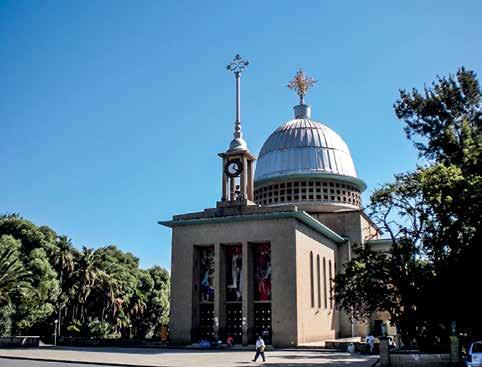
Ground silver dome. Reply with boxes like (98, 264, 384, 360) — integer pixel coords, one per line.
(254, 107, 365, 191)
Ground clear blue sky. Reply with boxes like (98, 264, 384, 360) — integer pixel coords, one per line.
(1, 1, 481, 270)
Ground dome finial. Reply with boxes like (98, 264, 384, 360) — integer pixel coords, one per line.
(287, 69, 316, 105)
(226, 54, 249, 151)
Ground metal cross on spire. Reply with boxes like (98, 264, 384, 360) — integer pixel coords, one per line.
(226, 54, 249, 146)
(287, 69, 317, 105)
(227, 54, 249, 75)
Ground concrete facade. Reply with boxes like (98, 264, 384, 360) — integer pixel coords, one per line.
(162, 203, 392, 346)
(163, 206, 344, 346)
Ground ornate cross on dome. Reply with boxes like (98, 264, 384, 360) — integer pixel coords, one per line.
(287, 69, 317, 105)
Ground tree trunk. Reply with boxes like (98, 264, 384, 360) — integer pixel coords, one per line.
(58, 270, 63, 336)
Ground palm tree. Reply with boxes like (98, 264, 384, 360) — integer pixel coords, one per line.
(74, 247, 99, 322)
(0, 247, 31, 306)
(53, 236, 75, 335)
(97, 269, 121, 321)
(54, 236, 75, 279)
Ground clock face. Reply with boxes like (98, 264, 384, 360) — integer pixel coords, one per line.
(224, 159, 243, 178)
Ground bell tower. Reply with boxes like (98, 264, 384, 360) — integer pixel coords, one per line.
(218, 54, 256, 206)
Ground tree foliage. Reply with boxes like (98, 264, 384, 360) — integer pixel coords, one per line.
(0, 214, 170, 339)
(334, 67, 481, 347)
(0, 235, 32, 306)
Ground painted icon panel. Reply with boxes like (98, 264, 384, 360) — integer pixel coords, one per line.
(200, 246, 214, 302)
(254, 243, 271, 301)
(226, 245, 242, 302)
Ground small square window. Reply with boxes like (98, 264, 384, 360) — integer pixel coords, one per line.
(324, 195, 329, 200)
(316, 195, 322, 200)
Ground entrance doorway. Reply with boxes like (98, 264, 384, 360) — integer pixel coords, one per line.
(254, 302, 272, 344)
(225, 303, 243, 344)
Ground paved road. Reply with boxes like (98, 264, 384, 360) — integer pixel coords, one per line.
(0, 360, 113, 367)
(0, 348, 378, 367)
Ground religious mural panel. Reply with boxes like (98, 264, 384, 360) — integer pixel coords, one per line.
(226, 245, 242, 301)
(254, 243, 271, 301)
(200, 246, 214, 303)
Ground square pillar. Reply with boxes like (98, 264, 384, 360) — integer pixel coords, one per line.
(240, 156, 247, 200)
(242, 242, 254, 345)
(247, 160, 254, 201)
(214, 243, 226, 340)
(221, 157, 228, 201)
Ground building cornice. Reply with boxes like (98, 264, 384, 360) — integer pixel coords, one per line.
(159, 210, 346, 244)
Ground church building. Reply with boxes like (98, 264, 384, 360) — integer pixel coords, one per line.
(160, 55, 392, 347)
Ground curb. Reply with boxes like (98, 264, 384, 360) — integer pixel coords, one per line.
(0, 356, 165, 367)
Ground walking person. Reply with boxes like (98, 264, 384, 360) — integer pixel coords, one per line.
(366, 333, 375, 354)
(252, 335, 266, 362)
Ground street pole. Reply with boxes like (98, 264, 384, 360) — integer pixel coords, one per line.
(54, 319, 58, 346)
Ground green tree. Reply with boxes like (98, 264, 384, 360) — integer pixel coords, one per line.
(334, 170, 433, 346)
(72, 246, 100, 323)
(52, 235, 77, 335)
(0, 235, 32, 306)
(334, 67, 482, 347)
(144, 266, 170, 338)
(0, 214, 170, 339)
(0, 216, 60, 335)
(394, 68, 481, 336)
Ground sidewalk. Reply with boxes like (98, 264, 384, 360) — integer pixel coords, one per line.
(0, 346, 378, 367)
